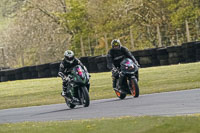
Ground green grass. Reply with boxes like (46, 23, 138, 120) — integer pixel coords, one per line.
(1, 115, 200, 133)
(0, 62, 200, 109)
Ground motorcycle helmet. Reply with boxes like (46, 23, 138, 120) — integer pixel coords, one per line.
(111, 39, 121, 49)
(64, 50, 75, 64)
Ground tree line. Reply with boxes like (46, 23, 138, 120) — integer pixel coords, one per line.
(0, 0, 200, 68)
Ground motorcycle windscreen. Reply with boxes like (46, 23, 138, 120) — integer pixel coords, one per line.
(72, 65, 87, 84)
(120, 58, 138, 73)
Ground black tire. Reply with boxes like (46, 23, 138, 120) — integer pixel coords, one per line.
(80, 86, 90, 107)
(129, 78, 139, 98)
(115, 79, 126, 99)
(65, 99, 76, 109)
(115, 90, 126, 99)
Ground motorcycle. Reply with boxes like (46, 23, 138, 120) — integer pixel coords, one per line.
(114, 58, 139, 99)
(61, 65, 90, 109)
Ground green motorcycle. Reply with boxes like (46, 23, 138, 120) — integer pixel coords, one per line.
(62, 65, 90, 109)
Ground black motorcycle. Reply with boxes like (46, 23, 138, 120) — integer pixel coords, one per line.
(61, 65, 90, 109)
(114, 58, 139, 99)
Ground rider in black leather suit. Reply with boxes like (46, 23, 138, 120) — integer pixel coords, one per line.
(107, 39, 139, 90)
(58, 50, 90, 102)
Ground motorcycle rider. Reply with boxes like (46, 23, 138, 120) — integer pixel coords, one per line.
(58, 50, 90, 103)
(107, 39, 139, 91)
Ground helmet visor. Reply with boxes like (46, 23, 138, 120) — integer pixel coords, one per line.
(65, 56, 74, 62)
(113, 41, 119, 46)
(113, 42, 120, 49)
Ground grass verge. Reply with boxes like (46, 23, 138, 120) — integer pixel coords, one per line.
(0, 62, 200, 109)
(1, 115, 200, 133)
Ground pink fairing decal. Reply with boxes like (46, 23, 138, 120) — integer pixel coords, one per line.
(126, 61, 130, 65)
(77, 68, 83, 76)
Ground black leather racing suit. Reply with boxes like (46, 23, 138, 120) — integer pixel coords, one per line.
(58, 58, 90, 97)
(107, 46, 139, 89)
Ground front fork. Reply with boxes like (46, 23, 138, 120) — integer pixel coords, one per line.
(77, 86, 87, 104)
(119, 73, 137, 95)
(117, 72, 125, 90)
(77, 89, 83, 104)
(128, 76, 137, 96)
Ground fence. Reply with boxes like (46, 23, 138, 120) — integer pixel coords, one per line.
(1, 18, 199, 68)
(0, 41, 200, 82)
(73, 19, 200, 57)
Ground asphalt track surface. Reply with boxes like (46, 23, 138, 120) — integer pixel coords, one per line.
(1, 88, 200, 124)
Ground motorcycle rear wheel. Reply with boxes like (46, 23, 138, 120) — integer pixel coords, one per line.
(129, 78, 139, 98)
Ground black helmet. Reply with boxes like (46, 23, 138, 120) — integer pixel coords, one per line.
(111, 39, 121, 49)
(64, 50, 75, 64)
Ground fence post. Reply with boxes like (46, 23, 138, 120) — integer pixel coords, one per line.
(185, 20, 191, 42)
(130, 27, 134, 50)
(88, 36, 92, 56)
(157, 24, 162, 47)
(19, 45, 25, 67)
(95, 32, 98, 55)
(80, 35, 85, 56)
(0, 47, 6, 67)
(176, 29, 179, 45)
(104, 33, 109, 54)
(196, 19, 199, 40)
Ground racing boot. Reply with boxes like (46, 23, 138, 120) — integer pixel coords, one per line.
(61, 91, 66, 96)
(71, 97, 80, 104)
(65, 89, 80, 104)
(135, 71, 139, 82)
(61, 84, 68, 96)
(112, 77, 117, 91)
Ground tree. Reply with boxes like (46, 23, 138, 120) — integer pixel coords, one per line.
(0, 0, 71, 67)
(0, 0, 200, 67)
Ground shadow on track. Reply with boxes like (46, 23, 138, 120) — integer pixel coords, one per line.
(32, 106, 83, 116)
(92, 97, 134, 105)
(32, 97, 135, 117)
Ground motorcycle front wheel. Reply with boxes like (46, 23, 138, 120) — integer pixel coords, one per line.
(80, 86, 90, 107)
(129, 78, 139, 98)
